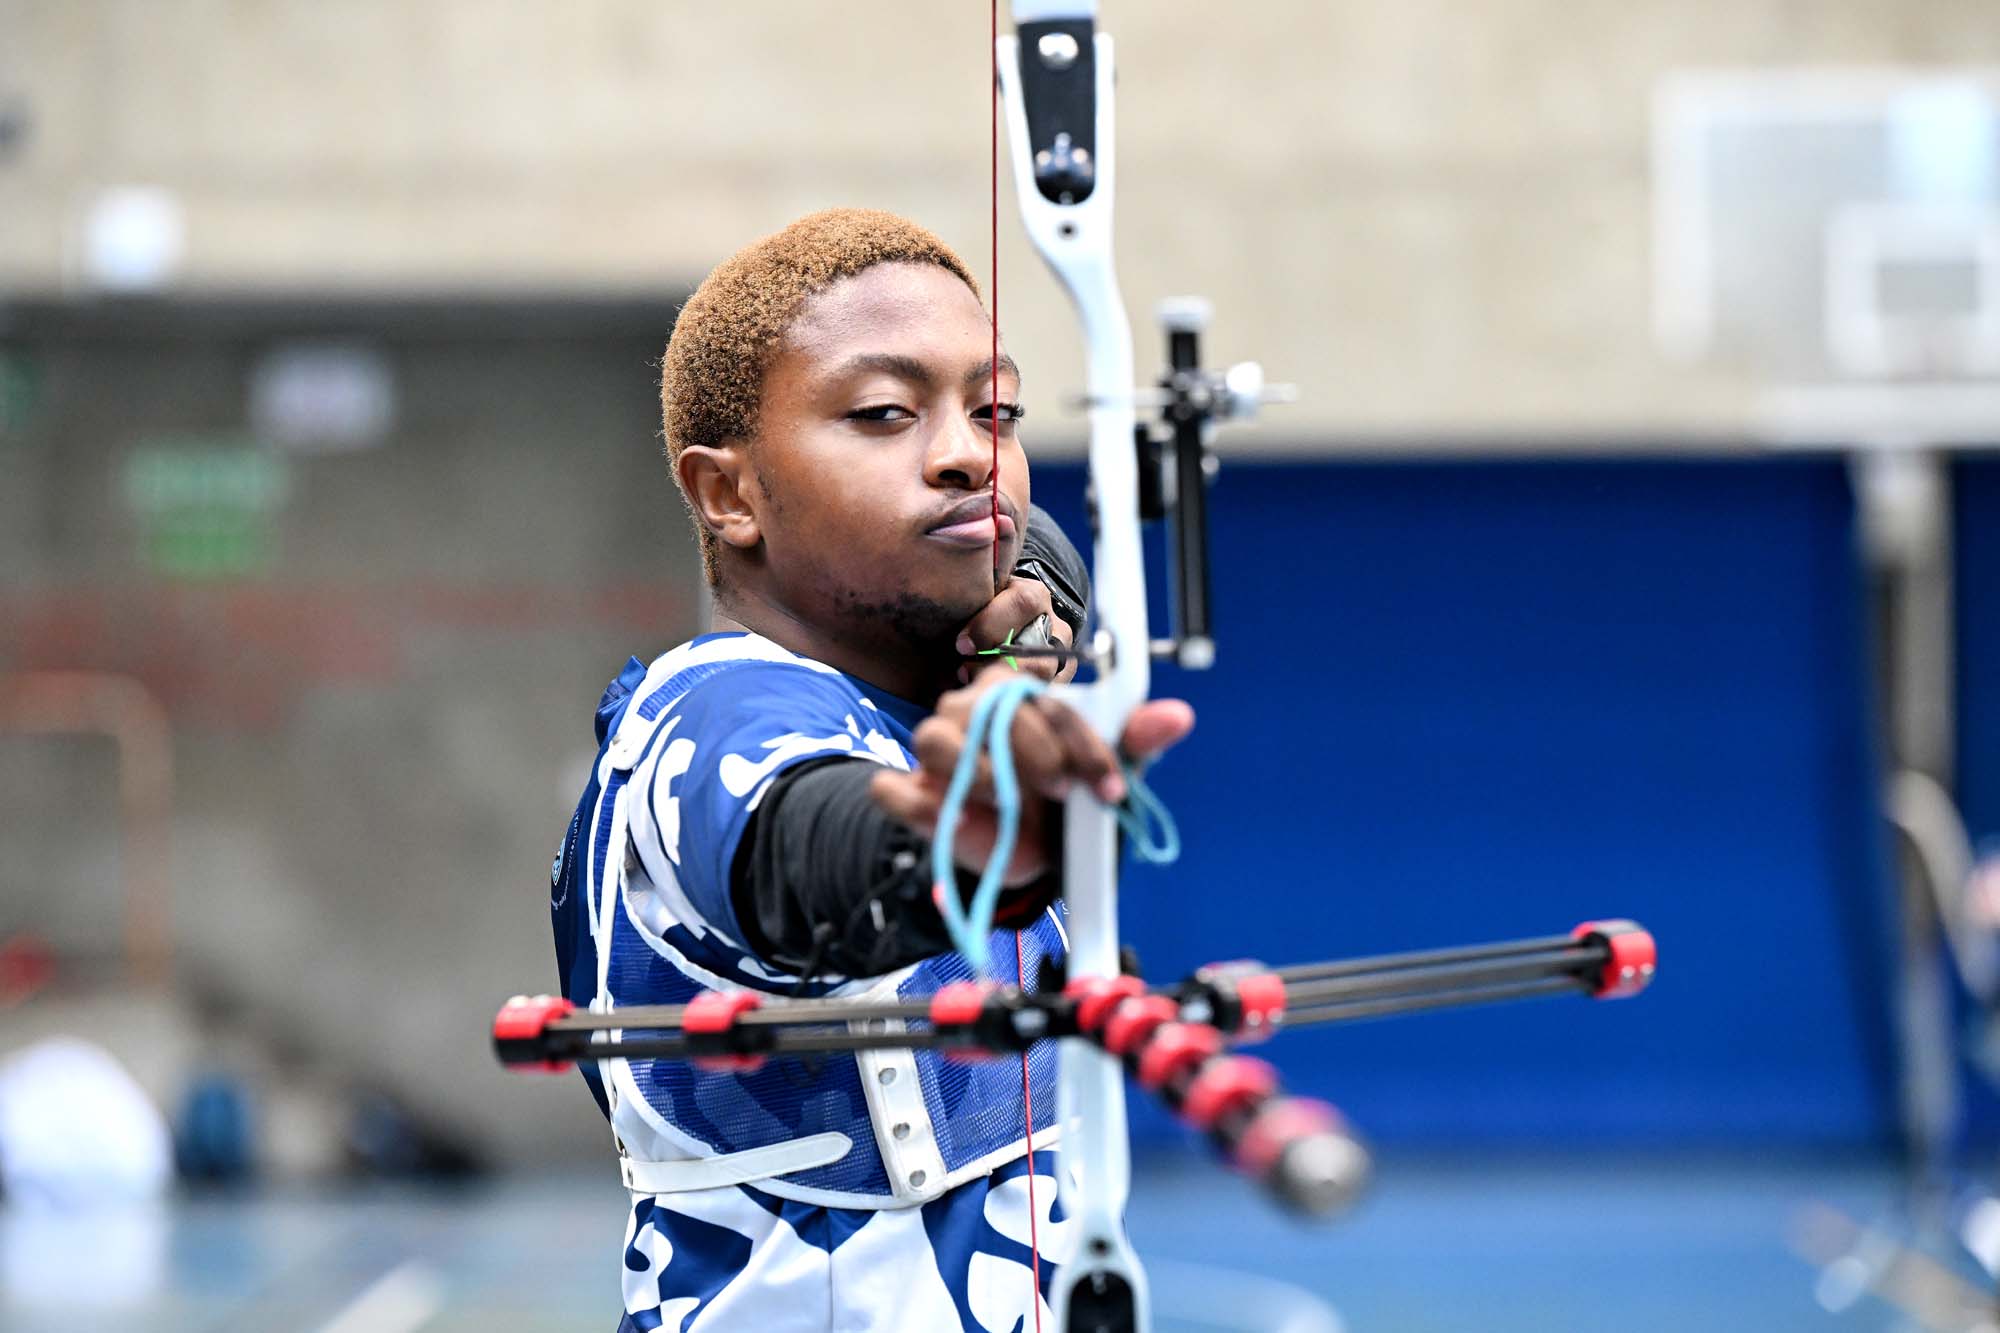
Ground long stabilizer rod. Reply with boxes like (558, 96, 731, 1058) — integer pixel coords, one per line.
(493, 920, 1654, 1218)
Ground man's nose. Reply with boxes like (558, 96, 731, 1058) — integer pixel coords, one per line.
(924, 411, 996, 491)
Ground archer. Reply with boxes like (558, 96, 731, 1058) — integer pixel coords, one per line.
(549, 208, 1193, 1332)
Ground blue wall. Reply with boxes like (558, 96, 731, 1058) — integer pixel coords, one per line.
(1032, 456, 1901, 1149)
(1960, 458, 2000, 865)
(1956, 458, 2000, 1146)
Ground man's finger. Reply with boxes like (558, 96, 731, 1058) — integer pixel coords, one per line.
(912, 724, 1000, 803)
(1119, 698, 1196, 762)
(997, 700, 1077, 801)
(942, 692, 1068, 800)
(955, 579, 1054, 658)
(1016, 646, 1060, 683)
(1048, 617, 1079, 685)
(911, 701, 1065, 804)
(910, 714, 967, 765)
(940, 666, 1071, 798)
(873, 772, 1001, 852)
(873, 771, 1049, 884)
(870, 769, 942, 833)
(1034, 697, 1124, 804)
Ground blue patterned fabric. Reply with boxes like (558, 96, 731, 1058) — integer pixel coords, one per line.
(617, 1152, 1072, 1332)
(551, 634, 1065, 1201)
(902, 925, 1064, 1179)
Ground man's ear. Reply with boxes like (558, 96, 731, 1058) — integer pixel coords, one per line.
(677, 444, 761, 553)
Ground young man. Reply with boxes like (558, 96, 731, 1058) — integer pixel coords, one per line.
(550, 208, 1192, 1332)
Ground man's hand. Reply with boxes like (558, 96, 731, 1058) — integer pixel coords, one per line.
(954, 577, 1078, 684)
(870, 664, 1196, 887)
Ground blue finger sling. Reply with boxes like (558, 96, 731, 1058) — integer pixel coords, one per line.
(931, 675, 1181, 973)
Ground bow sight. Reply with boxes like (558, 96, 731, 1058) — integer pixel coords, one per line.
(1136, 297, 1296, 671)
(1008, 301, 1299, 674)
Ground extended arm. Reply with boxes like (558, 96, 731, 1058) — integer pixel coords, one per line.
(728, 503, 1089, 979)
(731, 756, 1058, 978)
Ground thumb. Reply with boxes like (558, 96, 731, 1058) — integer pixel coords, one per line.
(1119, 698, 1195, 762)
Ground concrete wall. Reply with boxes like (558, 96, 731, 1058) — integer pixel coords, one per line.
(4, 1, 1997, 440)
(1, 311, 692, 1164)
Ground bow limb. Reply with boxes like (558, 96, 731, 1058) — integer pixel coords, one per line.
(999, 3, 1149, 1328)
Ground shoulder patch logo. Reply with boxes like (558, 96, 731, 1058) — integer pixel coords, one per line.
(550, 812, 580, 908)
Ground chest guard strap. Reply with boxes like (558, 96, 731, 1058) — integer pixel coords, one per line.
(619, 1132, 854, 1195)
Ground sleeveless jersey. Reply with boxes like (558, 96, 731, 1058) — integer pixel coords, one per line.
(550, 633, 1066, 1208)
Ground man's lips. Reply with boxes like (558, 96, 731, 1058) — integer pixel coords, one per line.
(926, 497, 1019, 548)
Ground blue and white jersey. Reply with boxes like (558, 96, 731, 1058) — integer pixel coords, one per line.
(617, 1151, 1076, 1333)
(550, 632, 1067, 1209)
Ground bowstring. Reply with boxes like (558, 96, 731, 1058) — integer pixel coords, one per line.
(990, 0, 1003, 599)
(992, 7, 1043, 1329)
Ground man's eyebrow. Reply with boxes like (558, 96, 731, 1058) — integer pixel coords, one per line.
(963, 355, 1021, 392)
(824, 352, 1021, 393)
(829, 352, 937, 388)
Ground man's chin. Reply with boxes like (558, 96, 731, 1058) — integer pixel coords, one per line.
(836, 586, 979, 653)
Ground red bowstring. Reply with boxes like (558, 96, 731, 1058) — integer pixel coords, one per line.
(990, 0, 1003, 595)
(996, 5, 1043, 1328)
(1017, 930, 1044, 1332)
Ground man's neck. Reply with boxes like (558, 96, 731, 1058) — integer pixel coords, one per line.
(709, 583, 952, 708)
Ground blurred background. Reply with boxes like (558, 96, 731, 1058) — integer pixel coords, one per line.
(4, 2, 2000, 1329)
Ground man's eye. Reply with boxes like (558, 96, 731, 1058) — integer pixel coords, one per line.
(848, 405, 913, 422)
(973, 402, 1026, 424)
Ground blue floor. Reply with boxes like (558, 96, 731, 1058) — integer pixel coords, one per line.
(1128, 1153, 1908, 1333)
(0, 1152, 1956, 1331)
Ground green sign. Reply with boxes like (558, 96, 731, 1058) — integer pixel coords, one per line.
(0, 351, 39, 439)
(121, 437, 291, 579)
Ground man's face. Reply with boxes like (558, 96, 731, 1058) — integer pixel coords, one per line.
(744, 261, 1029, 647)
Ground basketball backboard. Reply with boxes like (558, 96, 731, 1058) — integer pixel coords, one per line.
(1653, 69, 2000, 445)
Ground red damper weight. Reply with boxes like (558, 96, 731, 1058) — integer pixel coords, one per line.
(493, 994, 577, 1074)
(1572, 920, 1657, 999)
(684, 990, 767, 1072)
